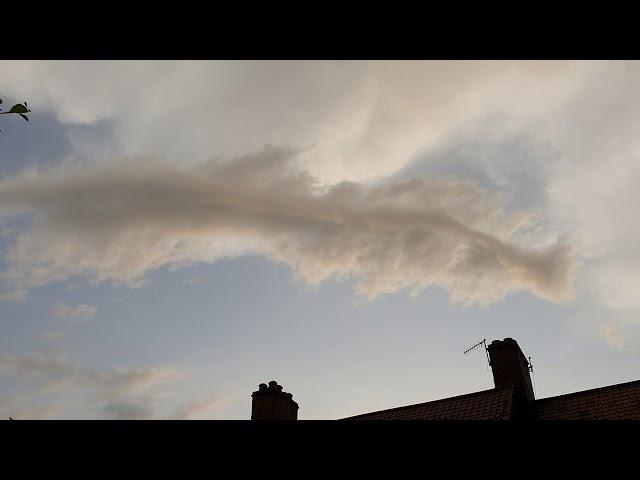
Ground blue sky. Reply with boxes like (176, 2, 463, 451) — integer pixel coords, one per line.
(0, 61, 638, 419)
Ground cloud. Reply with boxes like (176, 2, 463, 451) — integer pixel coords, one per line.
(183, 276, 203, 287)
(0, 60, 603, 183)
(42, 329, 66, 342)
(8, 60, 640, 338)
(602, 321, 640, 352)
(0, 351, 178, 398)
(0, 395, 67, 420)
(101, 393, 231, 420)
(0, 146, 575, 305)
(171, 393, 230, 420)
(51, 303, 97, 319)
(604, 322, 625, 349)
(40, 304, 97, 346)
(533, 62, 640, 321)
(102, 399, 153, 420)
(0, 351, 181, 419)
(0, 351, 236, 419)
(0, 289, 26, 302)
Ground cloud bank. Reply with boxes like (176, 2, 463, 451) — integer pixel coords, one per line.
(0, 146, 574, 304)
(0, 60, 602, 183)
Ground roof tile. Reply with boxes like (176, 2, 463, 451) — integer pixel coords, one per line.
(535, 380, 640, 420)
(343, 385, 516, 420)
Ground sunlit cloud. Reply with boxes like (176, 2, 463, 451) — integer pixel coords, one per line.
(0, 146, 575, 305)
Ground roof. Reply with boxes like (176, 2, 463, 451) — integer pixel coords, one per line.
(535, 379, 640, 420)
(343, 385, 516, 420)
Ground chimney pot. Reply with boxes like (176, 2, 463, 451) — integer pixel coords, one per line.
(251, 380, 299, 420)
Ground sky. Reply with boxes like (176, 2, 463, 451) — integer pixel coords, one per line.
(0, 60, 639, 419)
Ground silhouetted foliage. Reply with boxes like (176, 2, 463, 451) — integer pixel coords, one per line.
(0, 97, 31, 132)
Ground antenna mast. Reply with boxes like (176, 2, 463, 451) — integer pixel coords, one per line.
(463, 338, 491, 369)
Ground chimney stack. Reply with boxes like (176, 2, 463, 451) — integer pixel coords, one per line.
(487, 338, 535, 416)
(251, 380, 299, 420)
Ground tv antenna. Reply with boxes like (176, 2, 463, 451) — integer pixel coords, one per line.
(463, 338, 491, 369)
(528, 356, 536, 396)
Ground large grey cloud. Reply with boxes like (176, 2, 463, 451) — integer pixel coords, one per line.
(6, 60, 640, 339)
(0, 60, 600, 183)
(0, 146, 575, 304)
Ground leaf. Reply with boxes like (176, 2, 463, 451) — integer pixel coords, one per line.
(9, 103, 28, 114)
(19, 113, 28, 121)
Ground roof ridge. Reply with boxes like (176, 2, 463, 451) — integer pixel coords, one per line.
(535, 378, 640, 403)
(342, 384, 514, 420)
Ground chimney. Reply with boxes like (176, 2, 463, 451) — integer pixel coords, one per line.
(251, 380, 299, 420)
(487, 338, 535, 415)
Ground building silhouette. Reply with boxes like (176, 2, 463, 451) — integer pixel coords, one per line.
(251, 338, 640, 420)
(251, 381, 299, 420)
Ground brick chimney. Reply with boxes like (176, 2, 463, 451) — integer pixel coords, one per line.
(251, 380, 299, 420)
(487, 338, 535, 417)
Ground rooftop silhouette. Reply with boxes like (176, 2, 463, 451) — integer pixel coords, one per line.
(252, 338, 640, 420)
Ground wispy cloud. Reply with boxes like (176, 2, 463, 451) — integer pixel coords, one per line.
(42, 329, 66, 342)
(1, 289, 27, 303)
(0, 351, 234, 419)
(0, 147, 575, 305)
(102, 399, 154, 420)
(602, 319, 640, 352)
(51, 303, 97, 319)
(604, 322, 625, 349)
(0, 394, 67, 420)
(0, 351, 180, 419)
(170, 393, 233, 420)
